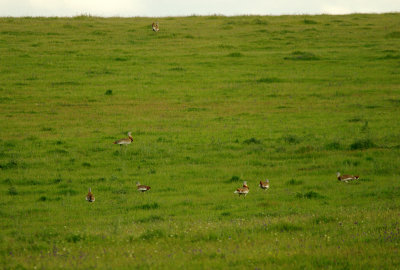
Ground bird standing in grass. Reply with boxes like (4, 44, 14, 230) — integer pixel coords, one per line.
(137, 182, 151, 192)
(337, 172, 359, 182)
(114, 132, 133, 146)
(152, 22, 159, 32)
(259, 179, 270, 190)
(86, 188, 95, 202)
(234, 181, 249, 197)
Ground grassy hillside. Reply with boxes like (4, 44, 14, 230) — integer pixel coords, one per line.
(0, 13, 400, 269)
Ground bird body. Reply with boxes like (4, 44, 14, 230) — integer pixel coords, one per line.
(114, 132, 133, 145)
(137, 182, 151, 192)
(259, 179, 270, 190)
(337, 172, 359, 182)
(234, 181, 249, 197)
(152, 22, 159, 32)
(86, 188, 95, 202)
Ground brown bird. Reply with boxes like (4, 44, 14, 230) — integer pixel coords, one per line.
(137, 182, 151, 192)
(234, 181, 249, 197)
(86, 188, 95, 202)
(152, 22, 159, 32)
(337, 172, 359, 182)
(259, 179, 270, 190)
(114, 132, 133, 145)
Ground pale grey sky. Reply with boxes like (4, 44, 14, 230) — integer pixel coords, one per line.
(0, 0, 399, 17)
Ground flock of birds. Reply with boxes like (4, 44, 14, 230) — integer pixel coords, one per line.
(232, 172, 360, 199)
(86, 132, 360, 202)
(233, 179, 270, 198)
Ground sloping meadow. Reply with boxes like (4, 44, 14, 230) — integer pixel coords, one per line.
(0, 13, 400, 269)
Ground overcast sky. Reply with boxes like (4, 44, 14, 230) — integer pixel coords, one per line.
(0, 0, 399, 17)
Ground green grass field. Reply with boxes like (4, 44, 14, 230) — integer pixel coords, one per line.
(1, 13, 400, 269)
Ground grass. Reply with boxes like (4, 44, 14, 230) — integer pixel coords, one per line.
(0, 13, 400, 269)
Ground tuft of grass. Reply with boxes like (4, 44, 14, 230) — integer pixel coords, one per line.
(114, 57, 129, 61)
(227, 52, 243, 57)
(48, 149, 69, 154)
(303, 19, 318, 24)
(51, 81, 80, 87)
(325, 141, 342, 150)
(8, 186, 18, 196)
(296, 191, 325, 199)
(350, 139, 376, 150)
(286, 179, 303, 185)
(295, 145, 314, 153)
(313, 216, 336, 224)
(105, 89, 113, 95)
(58, 188, 78, 196)
(41, 127, 54, 131)
(38, 196, 47, 201)
(112, 189, 127, 194)
(342, 159, 360, 167)
(3, 178, 13, 185)
(170, 67, 185, 71)
(252, 18, 268, 25)
(386, 31, 400, 38)
(66, 233, 85, 243)
(226, 175, 242, 183)
(243, 137, 262, 144)
(0, 160, 18, 170)
(387, 98, 400, 105)
(187, 107, 207, 112)
(139, 229, 165, 240)
(382, 54, 400, 59)
(53, 177, 62, 184)
(137, 215, 164, 223)
(138, 202, 160, 210)
(347, 117, 363, 122)
(256, 77, 282, 83)
(284, 51, 319, 60)
(282, 135, 300, 144)
(269, 222, 303, 232)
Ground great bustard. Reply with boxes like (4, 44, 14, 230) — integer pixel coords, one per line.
(337, 172, 359, 183)
(114, 132, 133, 146)
(136, 182, 151, 192)
(86, 188, 95, 202)
(234, 181, 249, 197)
(259, 179, 270, 190)
(152, 22, 159, 32)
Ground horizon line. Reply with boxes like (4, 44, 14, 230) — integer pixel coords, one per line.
(1, 11, 399, 18)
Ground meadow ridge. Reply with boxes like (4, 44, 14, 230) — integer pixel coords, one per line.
(0, 13, 400, 269)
